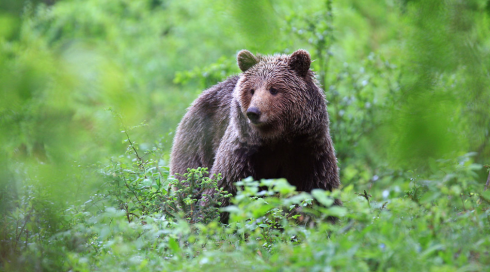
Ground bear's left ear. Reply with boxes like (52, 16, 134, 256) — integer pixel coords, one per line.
(288, 49, 311, 77)
(237, 50, 259, 72)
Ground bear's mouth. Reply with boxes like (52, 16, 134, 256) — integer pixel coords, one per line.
(249, 120, 275, 132)
(248, 118, 269, 127)
(249, 119, 264, 126)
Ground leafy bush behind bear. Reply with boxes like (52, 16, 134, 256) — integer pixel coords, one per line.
(1, 0, 490, 271)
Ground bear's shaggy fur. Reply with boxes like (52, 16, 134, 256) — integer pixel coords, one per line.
(170, 49, 340, 205)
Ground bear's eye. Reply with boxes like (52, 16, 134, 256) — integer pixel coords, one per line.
(269, 88, 278, 95)
(250, 89, 255, 95)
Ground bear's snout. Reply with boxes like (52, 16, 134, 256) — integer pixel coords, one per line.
(246, 107, 261, 124)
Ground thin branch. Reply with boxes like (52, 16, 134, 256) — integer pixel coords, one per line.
(125, 205, 131, 223)
(112, 109, 146, 171)
(123, 130, 144, 169)
(14, 214, 29, 251)
(124, 180, 144, 207)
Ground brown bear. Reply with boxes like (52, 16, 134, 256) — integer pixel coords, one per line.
(170, 49, 340, 208)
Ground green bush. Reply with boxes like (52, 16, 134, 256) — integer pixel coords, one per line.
(1, 0, 490, 271)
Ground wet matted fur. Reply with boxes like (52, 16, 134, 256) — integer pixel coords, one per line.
(170, 49, 340, 208)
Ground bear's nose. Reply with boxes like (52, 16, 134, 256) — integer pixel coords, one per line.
(246, 107, 261, 123)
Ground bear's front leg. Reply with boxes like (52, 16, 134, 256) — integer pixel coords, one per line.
(200, 126, 254, 210)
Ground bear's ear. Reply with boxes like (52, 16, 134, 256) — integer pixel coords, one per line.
(237, 50, 259, 72)
(288, 49, 311, 77)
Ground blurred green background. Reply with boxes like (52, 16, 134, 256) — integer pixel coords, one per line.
(1, 0, 489, 271)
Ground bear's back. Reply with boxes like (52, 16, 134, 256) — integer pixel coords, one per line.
(170, 76, 239, 178)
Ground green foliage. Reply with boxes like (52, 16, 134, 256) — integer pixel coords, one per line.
(3, 143, 489, 271)
(163, 168, 231, 224)
(1, 0, 490, 271)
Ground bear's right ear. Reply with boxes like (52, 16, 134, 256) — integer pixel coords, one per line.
(288, 49, 311, 77)
(237, 50, 259, 72)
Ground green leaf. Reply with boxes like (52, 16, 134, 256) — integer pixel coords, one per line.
(273, 179, 296, 194)
(312, 189, 334, 207)
(168, 237, 180, 253)
(481, 190, 490, 201)
(323, 206, 347, 217)
(221, 205, 241, 213)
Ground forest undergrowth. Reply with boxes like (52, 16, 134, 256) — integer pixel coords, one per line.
(1, 0, 490, 271)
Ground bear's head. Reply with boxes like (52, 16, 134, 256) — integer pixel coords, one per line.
(234, 49, 325, 139)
